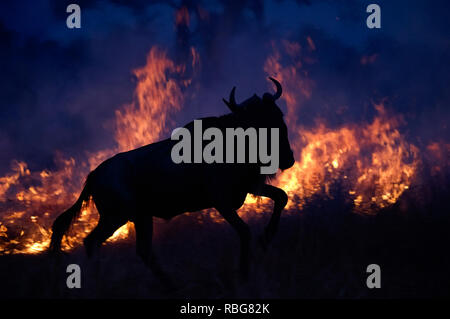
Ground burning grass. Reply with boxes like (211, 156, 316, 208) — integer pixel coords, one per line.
(0, 40, 447, 267)
(0, 172, 449, 298)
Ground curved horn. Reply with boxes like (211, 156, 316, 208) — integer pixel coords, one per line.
(269, 77, 282, 100)
(229, 87, 237, 106)
(223, 86, 239, 112)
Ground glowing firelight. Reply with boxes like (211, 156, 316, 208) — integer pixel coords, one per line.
(0, 47, 194, 254)
(271, 105, 420, 214)
(0, 39, 427, 255)
(256, 40, 420, 214)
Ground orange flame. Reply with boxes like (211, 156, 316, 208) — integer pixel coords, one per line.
(0, 47, 193, 254)
(242, 40, 420, 215)
(0, 39, 434, 255)
(273, 104, 420, 214)
(115, 47, 189, 151)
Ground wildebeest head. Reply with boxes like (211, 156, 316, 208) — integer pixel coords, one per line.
(223, 77, 295, 171)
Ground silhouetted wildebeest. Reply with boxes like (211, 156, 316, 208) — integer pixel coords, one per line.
(49, 77, 295, 280)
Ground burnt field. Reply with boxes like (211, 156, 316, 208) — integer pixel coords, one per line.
(1, 173, 449, 299)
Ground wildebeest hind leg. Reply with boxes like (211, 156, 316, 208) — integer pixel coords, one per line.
(134, 214, 173, 287)
(84, 215, 126, 258)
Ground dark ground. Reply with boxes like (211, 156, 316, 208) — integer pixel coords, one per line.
(1, 173, 449, 299)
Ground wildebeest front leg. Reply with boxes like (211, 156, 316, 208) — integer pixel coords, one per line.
(135, 214, 172, 286)
(218, 208, 251, 279)
(251, 184, 288, 251)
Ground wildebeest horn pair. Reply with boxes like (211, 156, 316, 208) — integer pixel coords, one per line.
(223, 77, 282, 112)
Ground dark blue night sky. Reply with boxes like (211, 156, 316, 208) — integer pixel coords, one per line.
(0, 0, 449, 173)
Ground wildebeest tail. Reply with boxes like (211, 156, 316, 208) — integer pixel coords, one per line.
(48, 173, 93, 253)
